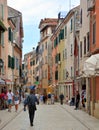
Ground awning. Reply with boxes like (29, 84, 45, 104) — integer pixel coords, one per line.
(34, 81, 39, 85)
(0, 78, 5, 85)
(83, 54, 99, 76)
(4, 79, 12, 85)
(0, 20, 7, 32)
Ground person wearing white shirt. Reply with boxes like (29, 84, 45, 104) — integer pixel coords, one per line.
(7, 89, 14, 112)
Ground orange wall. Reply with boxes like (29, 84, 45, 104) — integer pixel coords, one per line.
(96, 0, 99, 49)
(90, 0, 99, 53)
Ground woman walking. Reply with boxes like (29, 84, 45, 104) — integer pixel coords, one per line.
(14, 91, 19, 112)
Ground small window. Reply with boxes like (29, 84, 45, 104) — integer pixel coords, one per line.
(71, 19, 73, 32)
(80, 9, 82, 24)
(87, 32, 90, 52)
(80, 42, 82, 58)
(93, 21, 96, 44)
(84, 37, 86, 55)
(71, 44, 73, 55)
(65, 26, 67, 38)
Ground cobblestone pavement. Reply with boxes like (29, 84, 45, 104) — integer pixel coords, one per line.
(0, 103, 99, 130)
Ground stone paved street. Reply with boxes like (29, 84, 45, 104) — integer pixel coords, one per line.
(0, 103, 99, 130)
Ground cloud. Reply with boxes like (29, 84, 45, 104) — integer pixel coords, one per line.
(8, 0, 80, 55)
(8, 0, 80, 25)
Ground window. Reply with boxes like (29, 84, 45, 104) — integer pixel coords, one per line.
(59, 29, 64, 41)
(65, 49, 67, 59)
(55, 71, 58, 80)
(80, 9, 82, 24)
(8, 55, 15, 69)
(93, 21, 96, 44)
(71, 44, 73, 55)
(16, 58, 19, 69)
(30, 61, 33, 66)
(87, 32, 90, 52)
(33, 60, 35, 65)
(42, 44, 44, 51)
(54, 37, 58, 48)
(8, 27, 11, 41)
(0, 31, 4, 45)
(45, 42, 47, 49)
(80, 42, 82, 58)
(71, 66, 73, 78)
(84, 37, 86, 55)
(0, 4, 4, 20)
(65, 26, 67, 38)
(55, 53, 60, 63)
(70, 19, 73, 32)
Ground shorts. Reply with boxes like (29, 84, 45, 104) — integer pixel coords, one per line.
(8, 99, 12, 105)
(14, 100, 19, 105)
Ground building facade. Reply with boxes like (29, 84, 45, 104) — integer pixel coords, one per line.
(0, 0, 24, 92)
(38, 18, 58, 94)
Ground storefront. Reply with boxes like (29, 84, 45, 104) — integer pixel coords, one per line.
(83, 54, 99, 118)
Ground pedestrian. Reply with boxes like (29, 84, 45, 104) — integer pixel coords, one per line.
(59, 93, 64, 105)
(74, 91, 80, 110)
(13, 91, 19, 112)
(7, 89, 14, 112)
(39, 94, 43, 104)
(65, 96, 68, 104)
(51, 93, 55, 104)
(24, 87, 39, 127)
(47, 92, 51, 105)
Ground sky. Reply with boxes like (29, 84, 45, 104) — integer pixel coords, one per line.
(7, 0, 80, 56)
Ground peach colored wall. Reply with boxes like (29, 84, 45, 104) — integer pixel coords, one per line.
(90, 0, 99, 53)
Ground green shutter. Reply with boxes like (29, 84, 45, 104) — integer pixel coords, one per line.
(58, 53, 60, 61)
(71, 19, 73, 31)
(1, 32, 4, 45)
(8, 27, 11, 41)
(30, 61, 33, 66)
(54, 39, 56, 48)
(11, 32, 13, 43)
(11, 57, 15, 69)
(33, 60, 35, 65)
(8, 55, 11, 67)
(22, 64, 24, 70)
(60, 29, 64, 39)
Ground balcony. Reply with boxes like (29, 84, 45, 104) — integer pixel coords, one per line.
(87, 0, 95, 11)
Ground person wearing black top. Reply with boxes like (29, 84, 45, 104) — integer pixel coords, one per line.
(24, 87, 39, 126)
(74, 91, 80, 110)
(59, 93, 64, 105)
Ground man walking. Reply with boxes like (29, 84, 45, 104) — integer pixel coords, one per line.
(7, 89, 14, 112)
(59, 93, 64, 105)
(24, 87, 39, 126)
(74, 91, 80, 110)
